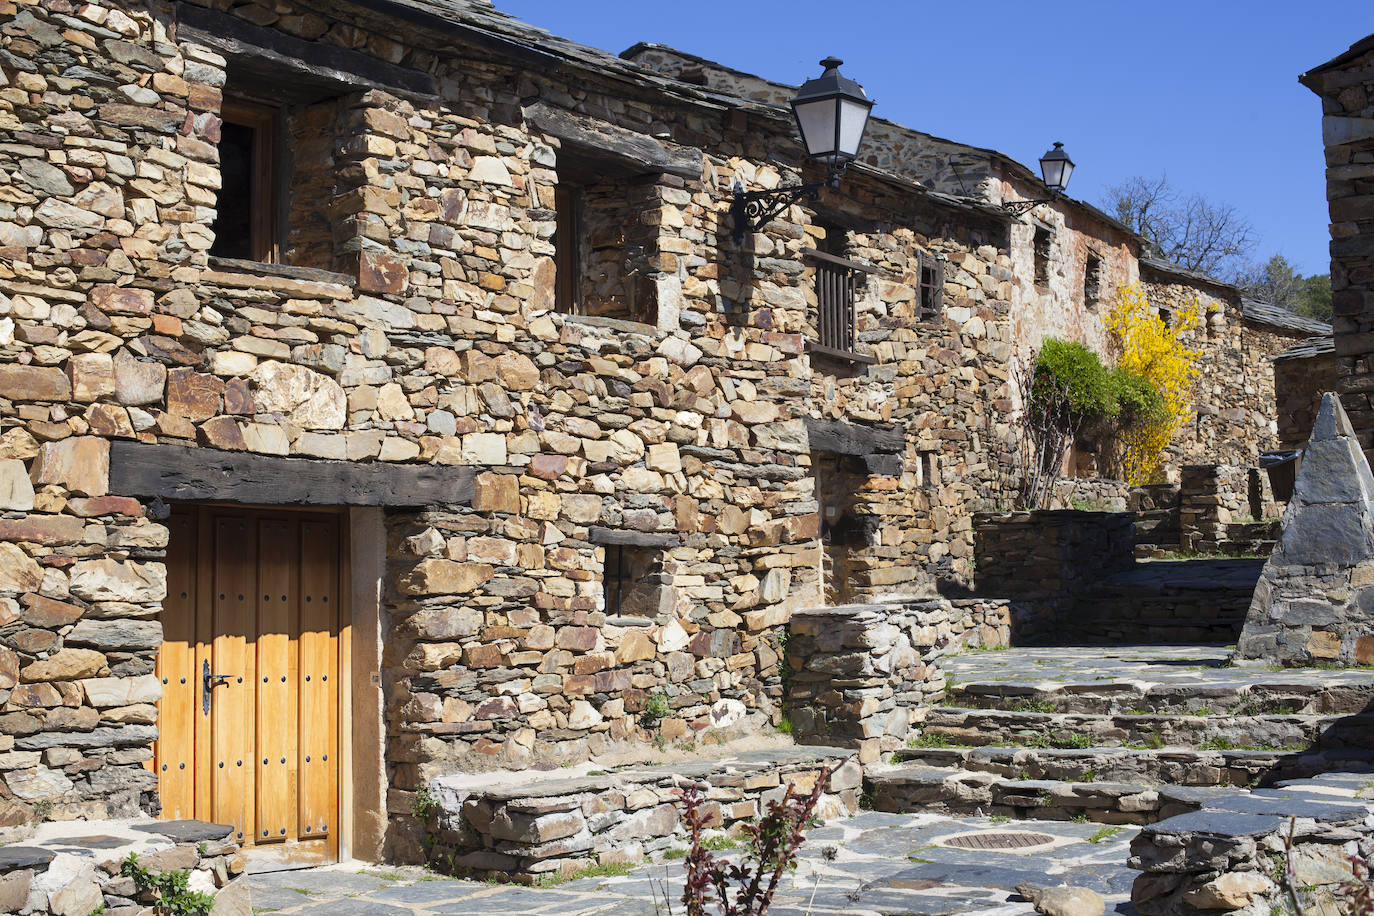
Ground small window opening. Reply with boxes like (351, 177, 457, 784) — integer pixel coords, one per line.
(603, 544, 664, 618)
(920, 451, 938, 488)
(1033, 226, 1051, 286)
(1159, 307, 1173, 328)
(918, 253, 944, 322)
(553, 156, 658, 325)
(1084, 254, 1101, 308)
(210, 98, 278, 263)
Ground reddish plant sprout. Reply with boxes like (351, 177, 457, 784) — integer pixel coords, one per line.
(677, 767, 830, 916)
(1282, 815, 1374, 916)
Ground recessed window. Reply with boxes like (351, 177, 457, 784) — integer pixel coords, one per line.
(553, 157, 657, 325)
(918, 253, 944, 323)
(1084, 254, 1102, 308)
(1159, 307, 1173, 327)
(210, 97, 278, 263)
(920, 451, 938, 488)
(603, 544, 663, 617)
(1033, 226, 1051, 286)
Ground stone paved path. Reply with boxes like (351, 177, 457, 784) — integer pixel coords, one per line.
(247, 812, 1139, 915)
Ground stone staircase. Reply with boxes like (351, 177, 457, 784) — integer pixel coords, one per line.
(866, 646, 1374, 825)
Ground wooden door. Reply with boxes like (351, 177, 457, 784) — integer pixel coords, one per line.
(155, 506, 343, 869)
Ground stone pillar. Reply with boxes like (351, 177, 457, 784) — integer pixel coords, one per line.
(1300, 39, 1374, 459)
(1235, 393, 1374, 665)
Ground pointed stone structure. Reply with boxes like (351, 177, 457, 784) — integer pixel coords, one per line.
(1236, 393, 1374, 666)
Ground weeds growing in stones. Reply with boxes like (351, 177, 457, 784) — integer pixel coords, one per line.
(668, 768, 829, 916)
(1087, 827, 1122, 844)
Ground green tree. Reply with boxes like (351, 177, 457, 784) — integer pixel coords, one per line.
(1296, 273, 1332, 322)
(1236, 254, 1300, 309)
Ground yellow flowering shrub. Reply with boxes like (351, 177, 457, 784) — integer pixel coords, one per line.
(1103, 285, 1202, 484)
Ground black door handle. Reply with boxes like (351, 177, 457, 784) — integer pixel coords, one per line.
(202, 658, 230, 715)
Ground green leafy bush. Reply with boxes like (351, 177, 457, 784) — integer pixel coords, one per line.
(1031, 339, 1117, 425)
(1107, 367, 1167, 429)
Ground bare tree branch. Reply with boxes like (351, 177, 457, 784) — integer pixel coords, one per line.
(1104, 175, 1255, 277)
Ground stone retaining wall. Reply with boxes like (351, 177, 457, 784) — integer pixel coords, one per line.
(1129, 772, 1374, 916)
(973, 511, 1134, 642)
(783, 598, 1010, 763)
(422, 748, 860, 881)
(1178, 464, 1279, 554)
(0, 818, 244, 915)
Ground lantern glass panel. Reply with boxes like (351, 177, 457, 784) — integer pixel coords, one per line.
(837, 97, 872, 160)
(793, 97, 837, 157)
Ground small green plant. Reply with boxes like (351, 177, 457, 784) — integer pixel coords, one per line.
(121, 853, 216, 916)
(411, 785, 440, 821)
(775, 628, 794, 689)
(1079, 769, 1096, 783)
(664, 847, 688, 860)
(702, 834, 741, 851)
(1070, 811, 1089, 823)
(1010, 699, 1059, 713)
(776, 715, 794, 735)
(908, 732, 951, 748)
(1088, 826, 1122, 844)
(989, 815, 1011, 824)
(1190, 707, 1212, 717)
(1199, 737, 1235, 751)
(643, 691, 671, 723)
(1050, 733, 1094, 750)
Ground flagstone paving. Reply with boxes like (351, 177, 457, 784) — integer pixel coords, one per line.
(246, 811, 1140, 916)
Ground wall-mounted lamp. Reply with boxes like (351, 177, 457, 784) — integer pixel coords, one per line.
(1001, 142, 1075, 216)
(731, 57, 875, 244)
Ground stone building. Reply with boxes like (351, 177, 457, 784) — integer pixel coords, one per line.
(1302, 32, 1374, 460)
(0, 0, 1323, 869)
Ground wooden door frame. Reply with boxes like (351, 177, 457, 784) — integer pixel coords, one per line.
(157, 502, 360, 870)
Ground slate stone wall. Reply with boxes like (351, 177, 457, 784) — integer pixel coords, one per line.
(0, 0, 1307, 836)
(1301, 39, 1374, 458)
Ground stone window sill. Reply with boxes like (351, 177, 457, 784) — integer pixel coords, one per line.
(806, 339, 877, 365)
(207, 255, 357, 289)
(560, 313, 663, 338)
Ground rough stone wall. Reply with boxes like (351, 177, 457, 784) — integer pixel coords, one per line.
(1274, 347, 1339, 448)
(785, 598, 1009, 763)
(0, 0, 1028, 831)
(1141, 276, 1307, 475)
(1301, 38, 1374, 458)
(973, 510, 1135, 642)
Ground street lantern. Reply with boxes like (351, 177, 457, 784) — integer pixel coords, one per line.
(790, 57, 874, 171)
(1003, 141, 1077, 216)
(1038, 142, 1074, 194)
(732, 57, 875, 244)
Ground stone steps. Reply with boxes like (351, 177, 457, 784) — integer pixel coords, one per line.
(948, 679, 1374, 716)
(891, 745, 1374, 788)
(920, 706, 1374, 751)
(866, 763, 1233, 825)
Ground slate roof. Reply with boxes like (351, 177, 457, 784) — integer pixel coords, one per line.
(1301, 32, 1374, 83)
(1139, 256, 1239, 293)
(1272, 335, 1335, 362)
(1240, 299, 1332, 336)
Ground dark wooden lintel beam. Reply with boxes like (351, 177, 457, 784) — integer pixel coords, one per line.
(110, 442, 473, 509)
(524, 101, 702, 180)
(588, 526, 680, 548)
(176, 4, 438, 101)
(805, 417, 905, 456)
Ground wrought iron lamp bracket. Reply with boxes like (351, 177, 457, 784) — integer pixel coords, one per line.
(732, 163, 849, 244)
(1001, 192, 1062, 217)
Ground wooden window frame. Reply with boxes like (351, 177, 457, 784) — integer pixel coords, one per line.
(917, 253, 944, 324)
(554, 183, 581, 315)
(218, 97, 280, 265)
(805, 248, 877, 364)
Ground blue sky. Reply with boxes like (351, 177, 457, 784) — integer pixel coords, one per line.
(499, 0, 1374, 278)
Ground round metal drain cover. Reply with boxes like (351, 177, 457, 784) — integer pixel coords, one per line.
(940, 831, 1057, 851)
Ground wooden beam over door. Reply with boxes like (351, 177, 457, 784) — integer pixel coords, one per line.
(804, 418, 905, 456)
(110, 442, 474, 508)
